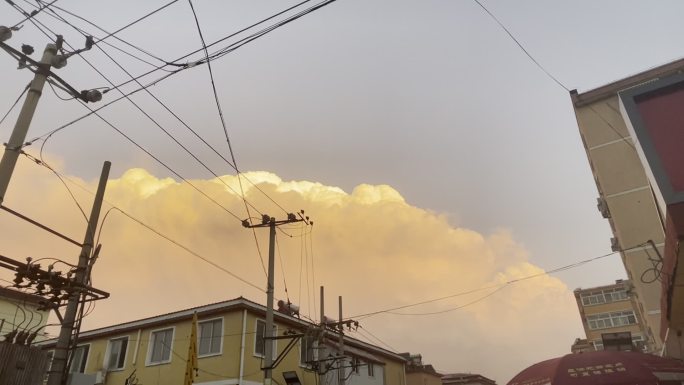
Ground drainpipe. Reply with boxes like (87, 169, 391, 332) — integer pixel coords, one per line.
(239, 309, 247, 385)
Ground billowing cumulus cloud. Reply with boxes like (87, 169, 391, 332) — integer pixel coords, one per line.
(0, 159, 582, 382)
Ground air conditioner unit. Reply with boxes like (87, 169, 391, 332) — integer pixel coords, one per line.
(94, 370, 106, 385)
(597, 197, 611, 218)
(611, 237, 620, 252)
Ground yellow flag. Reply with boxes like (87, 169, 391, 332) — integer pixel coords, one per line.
(184, 312, 199, 385)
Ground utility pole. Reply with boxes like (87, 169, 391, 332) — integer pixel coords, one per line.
(338, 296, 345, 385)
(0, 41, 59, 203)
(47, 161, 110, 385)
(0, 32, 100, 204)
(319, 286, 326, 385)
(243, 212, 308, 385)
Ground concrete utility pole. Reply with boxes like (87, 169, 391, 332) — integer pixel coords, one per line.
(242, 213, 308, 385)
(0, 41, 59, 203)
(338, 296, 345, 385)
(319, 286, 326, 385)
(264, 217, 276, 384)
(47, 161, 110, 385)
(0, 33, 100, 204)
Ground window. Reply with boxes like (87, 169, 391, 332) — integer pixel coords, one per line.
(300, 334, 316, 367)
(368, 362, 375, 377)
(351, 357, 360, 374)
(69, 345, 89, 373)
(44, 350, 54, 381)
(580, 288, 629, 306)
(587, 311, 637, 330)
(106, 337, 128, 370)
(199, 318, 223, 357)
(254, 319, 277, 358)
(148, 328, 174, 365)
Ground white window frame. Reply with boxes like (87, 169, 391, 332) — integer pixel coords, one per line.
(69, 344, 90, 373)
(146, 327, 175, 366)
(104, 336, 130, 371)
(351, 357, 360, 375)
(587, 310, 637, 330)
(198, 317, 224, 358)
(253, 319, 277, 359)
(45, 350, 54, 381)
(299, 334, 316, 368)
(580, 288, 629, 306)
(368, 361, 375, 377)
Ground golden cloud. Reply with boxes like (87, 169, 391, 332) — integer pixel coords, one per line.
(0, 158, 583, 382)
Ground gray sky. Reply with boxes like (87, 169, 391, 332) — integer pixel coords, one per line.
(2, 0, 684, 382)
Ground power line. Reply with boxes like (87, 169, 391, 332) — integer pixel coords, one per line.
(27, 4, 292, 222)
(19, 152, 264, 292)
(10, 0, 60, 29)
(356, 325, 396, 352)
(23, 7, 284, 283)
(473, 0, 569, 92)
(35, 0, 171, 64)
(20, 2, 317, 229)
(0, 83, 29, 127)
(21, 150, 88, 223)
(91, 0, 183, 52)
(187, 0, 269, 277)
(73, 98, 244, 222)
(102, 0, 334, 95)
(24, 0, 334, 149)
(385, 286, 506, 316)
(5, 7, 247, 223)
(350, 245, 648, 320)
(275, 232, 290, 302)
(24, 0, 175, 70)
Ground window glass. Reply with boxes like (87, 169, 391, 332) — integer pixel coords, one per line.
(69, 345, 89, 373)
(107, 337, 128, 370)
(254, 320, 276, 358)
(300, 334, 315, 366)
(149, 329, 173, 364)
(255, 320, 265, 356)
(199, 318, 223, 356)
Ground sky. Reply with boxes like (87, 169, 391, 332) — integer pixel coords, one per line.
(1, 0, 684, 382)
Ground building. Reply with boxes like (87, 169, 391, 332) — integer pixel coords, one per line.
(570, 338, 593, 354)
(400, 353, 442, 385)
(571, 58, 684, 357)
(442, 373, 496, 385)
(572, 280, 654, 352)
(0, 286, 50, 342)
(39, 297, 407, 385)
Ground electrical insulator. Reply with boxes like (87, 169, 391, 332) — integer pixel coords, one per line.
(51, 55, 67, 69)
(83, 89, 102, 103)
(0, 26, 11, 42)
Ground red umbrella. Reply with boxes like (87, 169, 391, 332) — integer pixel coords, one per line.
(507, 351, 684, 385)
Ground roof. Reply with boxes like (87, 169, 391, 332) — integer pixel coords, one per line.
(573, 280, 631, 294)
(0, 287, 47, 307)
(443, 373, 497, 385)
(38, 296, 406, 363)
(571, 57, 684, 107)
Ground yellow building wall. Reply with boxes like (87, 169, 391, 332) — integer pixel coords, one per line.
(0, 298, 49, 339)
(77, 309, 325, 385)
(406, 372, 441, 385)
(383, 359, 406, 385)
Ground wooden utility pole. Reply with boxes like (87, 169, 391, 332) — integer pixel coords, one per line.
(47, 161, 110, 385)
